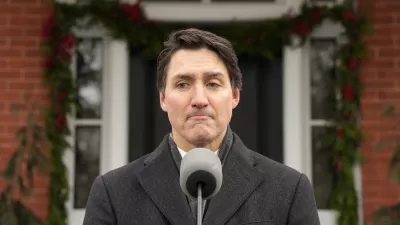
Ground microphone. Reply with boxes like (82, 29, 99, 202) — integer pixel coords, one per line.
(179, 148, 222, 225)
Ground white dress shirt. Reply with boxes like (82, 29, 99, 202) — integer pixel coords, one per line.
(178, 147, 219, 158)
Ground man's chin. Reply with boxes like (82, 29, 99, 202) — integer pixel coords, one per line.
(186, 131, 213, 147)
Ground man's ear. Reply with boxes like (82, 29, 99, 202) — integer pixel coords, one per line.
(160, 91, 167, 112)
(232, 88, 240, 109)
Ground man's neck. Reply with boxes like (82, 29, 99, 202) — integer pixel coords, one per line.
(171, 129, 226, 152)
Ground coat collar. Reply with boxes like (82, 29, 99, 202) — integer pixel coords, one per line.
(134, 133, 264, 225)
(202, 133, 264, 225)
(134, 134, 195, 225)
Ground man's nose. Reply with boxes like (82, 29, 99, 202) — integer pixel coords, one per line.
(191, 84, 208, 108)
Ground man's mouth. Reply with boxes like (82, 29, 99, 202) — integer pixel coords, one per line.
(189, 115, 209, 120)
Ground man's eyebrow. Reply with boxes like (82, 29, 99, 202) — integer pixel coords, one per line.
(171, 73, 195, 81)
(172, 72, 224, 80)
(204, 71, 224, 77)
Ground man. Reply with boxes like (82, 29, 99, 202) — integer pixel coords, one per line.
(83, 28, 320, 225)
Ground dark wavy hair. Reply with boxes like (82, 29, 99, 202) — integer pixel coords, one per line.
(156, 28, 243, 94)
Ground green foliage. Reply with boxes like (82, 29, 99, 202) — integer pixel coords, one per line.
(1, 0, 371, 224)
(373, 104, 400, 225)
(0, 189, 43, 225)
(0, 89, 47, 224)
(373, 203, 400, 225)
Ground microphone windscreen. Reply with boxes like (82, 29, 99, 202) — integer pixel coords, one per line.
(179, 148, 222, 200)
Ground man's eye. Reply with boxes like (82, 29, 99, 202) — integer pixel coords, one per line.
(176, 83, 189, 89)
(207, 83, 220, 88)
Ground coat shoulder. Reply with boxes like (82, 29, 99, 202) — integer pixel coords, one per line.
(231, 132, 303, 184)
(100, 134, 171, 185)
(99, 153, 150, 187)
(246, 149, 304, 187)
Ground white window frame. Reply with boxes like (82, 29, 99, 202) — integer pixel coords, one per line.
(56, 0, 362, 224)
(304, 23, 341, 225)
(286, 20, 363, 225)
(64, 34, 108, 224)
(64, 30, 129, 225)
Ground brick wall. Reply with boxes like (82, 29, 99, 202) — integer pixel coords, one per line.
(359, 0, 400, 224)
(0, 0, 52, 221)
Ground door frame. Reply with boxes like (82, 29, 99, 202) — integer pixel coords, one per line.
(59, 0, 361, 224)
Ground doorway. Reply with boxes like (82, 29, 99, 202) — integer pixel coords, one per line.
(128, 33, 284, 163)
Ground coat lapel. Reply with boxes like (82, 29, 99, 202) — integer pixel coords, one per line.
(202, 134, 265, 225)
(134, 136, 196, 225)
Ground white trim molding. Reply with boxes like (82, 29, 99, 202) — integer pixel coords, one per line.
(283, 43, 306, 173)
(104, 40, 130, 172)
(142, 3, 291, 22)
(122, 0, 303, 22)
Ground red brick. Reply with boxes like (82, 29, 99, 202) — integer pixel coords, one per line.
(23, 70, 43, 79)
(373, 14, 396, 24)
(10, 16, 41, 27)
(8, 58, 41, 68)
(359, 0, 400, 223)
(24, 48, 43, 57)
(10, 37, 40, 47)
(374, 3, 400, 13)
(363, 80, 397, 91)
(0, 6, 23, 15)
(0, 59, 7, 67)
(366, 37, 395, 47)
(0, 28, 24, 37)
(0, 16, 10, 27)
(0, 0, 52, 221)
(0, 133, 16, 143)
(367, 59, 396, 69)
(378, 47, 400, 58)
(0, 71, 23, 79)
(25, 29, 43, 37)
(0, 49, 23, 57)
(22, 6, 46, 15)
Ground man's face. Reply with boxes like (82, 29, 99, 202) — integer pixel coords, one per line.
(160, 48, 240, 150)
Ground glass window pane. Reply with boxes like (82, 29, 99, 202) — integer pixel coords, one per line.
(312, 126, 334, 209)
(310, 39, 336, 120)
(74, 126, 101, 209)
(76, 38, 103, 119)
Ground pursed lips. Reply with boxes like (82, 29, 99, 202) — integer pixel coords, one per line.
(187, 113, 211, 121)
(189, 115, 209, 120)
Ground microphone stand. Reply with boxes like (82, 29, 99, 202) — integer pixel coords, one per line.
(197, 183, 203, 225)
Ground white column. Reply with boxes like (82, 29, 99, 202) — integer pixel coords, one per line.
(354, 164, 364, 225)
(283, 44, 305, 173)
(105, 40, 129, 172)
